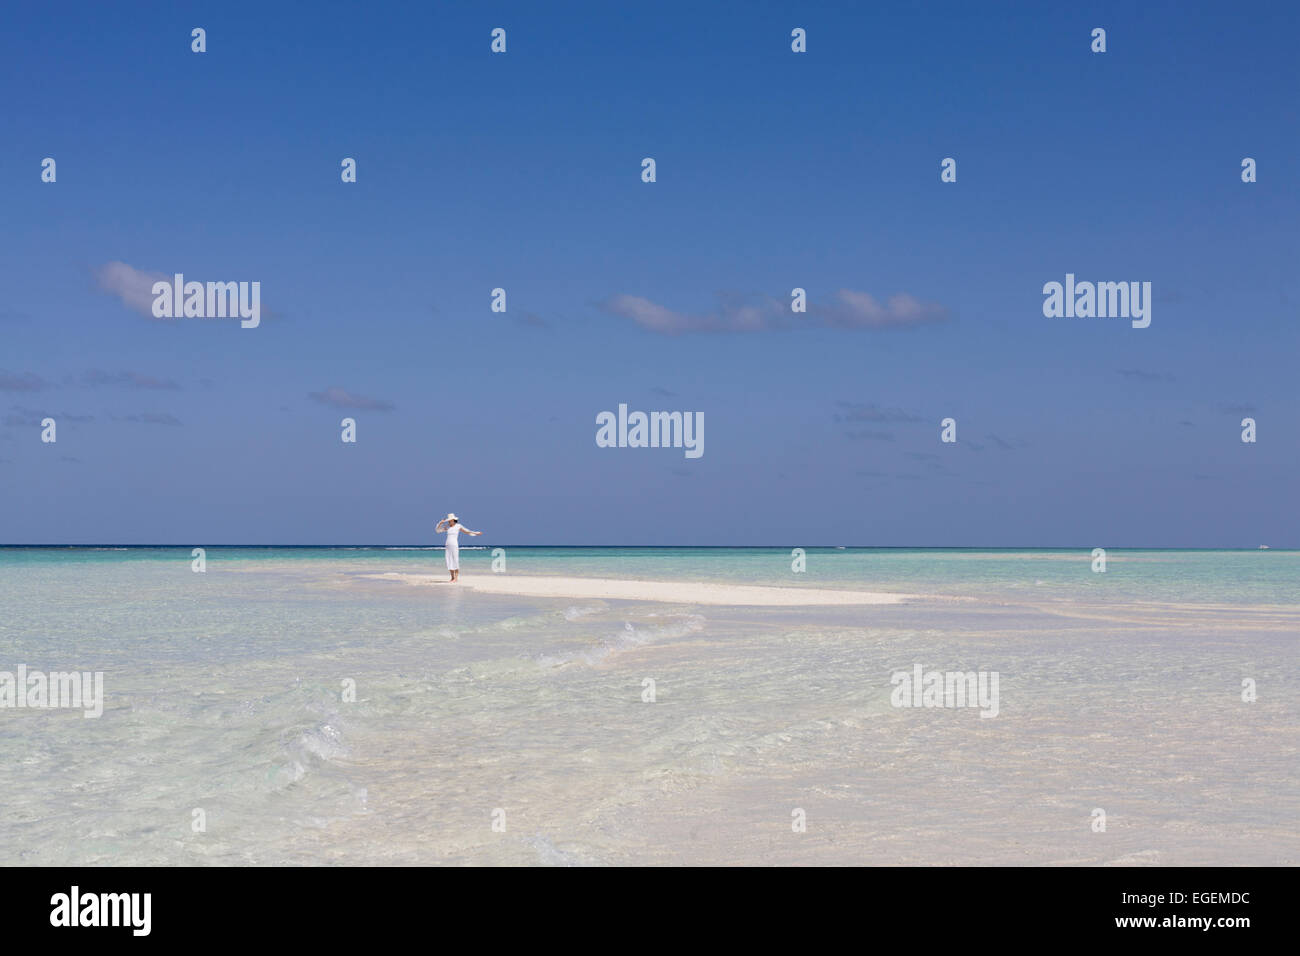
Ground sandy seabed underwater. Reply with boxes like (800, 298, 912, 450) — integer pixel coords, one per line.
(1, 547, 1295, 866)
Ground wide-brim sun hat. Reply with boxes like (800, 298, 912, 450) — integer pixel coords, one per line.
(446, 513, 458, 520)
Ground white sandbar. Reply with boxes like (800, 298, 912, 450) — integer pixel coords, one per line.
(361, 572, 915, 606)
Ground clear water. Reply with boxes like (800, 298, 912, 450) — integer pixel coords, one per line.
(5, 545, 1295, 603)
(1, 548, 1295, 865)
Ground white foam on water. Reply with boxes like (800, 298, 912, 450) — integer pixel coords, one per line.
(535, 613, 707, 668)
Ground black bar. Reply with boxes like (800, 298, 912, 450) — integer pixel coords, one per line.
(0, 866, 1279, 943)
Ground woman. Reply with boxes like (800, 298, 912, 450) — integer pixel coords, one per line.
(435, 513, 482, 582)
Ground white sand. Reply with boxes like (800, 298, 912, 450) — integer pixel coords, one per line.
(361, 572, 915, 606)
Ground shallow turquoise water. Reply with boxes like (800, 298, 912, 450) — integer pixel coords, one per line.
(2, 546, 1295, 604)
(0, 548, 1295, 865)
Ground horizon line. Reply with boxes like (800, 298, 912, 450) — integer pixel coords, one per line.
(0, 544, 1291, 551)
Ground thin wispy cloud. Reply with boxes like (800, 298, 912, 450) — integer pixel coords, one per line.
(0, 370, 49, 392)
(308, 387, 395, 412)
(834, 402, 922, 424)
(985, 432, 1030, 450)
(4, 406, 93, 427)
(81, 369, 181, 390)
(599, 289, 948, 334)
(113, 413, 183, 426)
(598, 294, 715, 334)
(817, 290, 948, 329)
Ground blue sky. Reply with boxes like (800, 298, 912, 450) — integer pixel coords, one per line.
(2, 0, 1296, 546)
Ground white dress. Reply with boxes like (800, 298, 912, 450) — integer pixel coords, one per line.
(444, 523, 463, 570)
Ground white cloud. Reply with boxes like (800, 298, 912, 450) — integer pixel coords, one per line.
(600, 289, 948, 334)
(308, 387, 395, 411)
(94, 261, 170, 318)
(822, 290, 947, 328)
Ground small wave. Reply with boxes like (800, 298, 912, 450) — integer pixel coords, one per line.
(563, 604, 606, 621)
(279, 722, 349, 777)
(538, 613, 706, 667)
(298, 724, 347, 761)
(498, 611, 566, 631)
